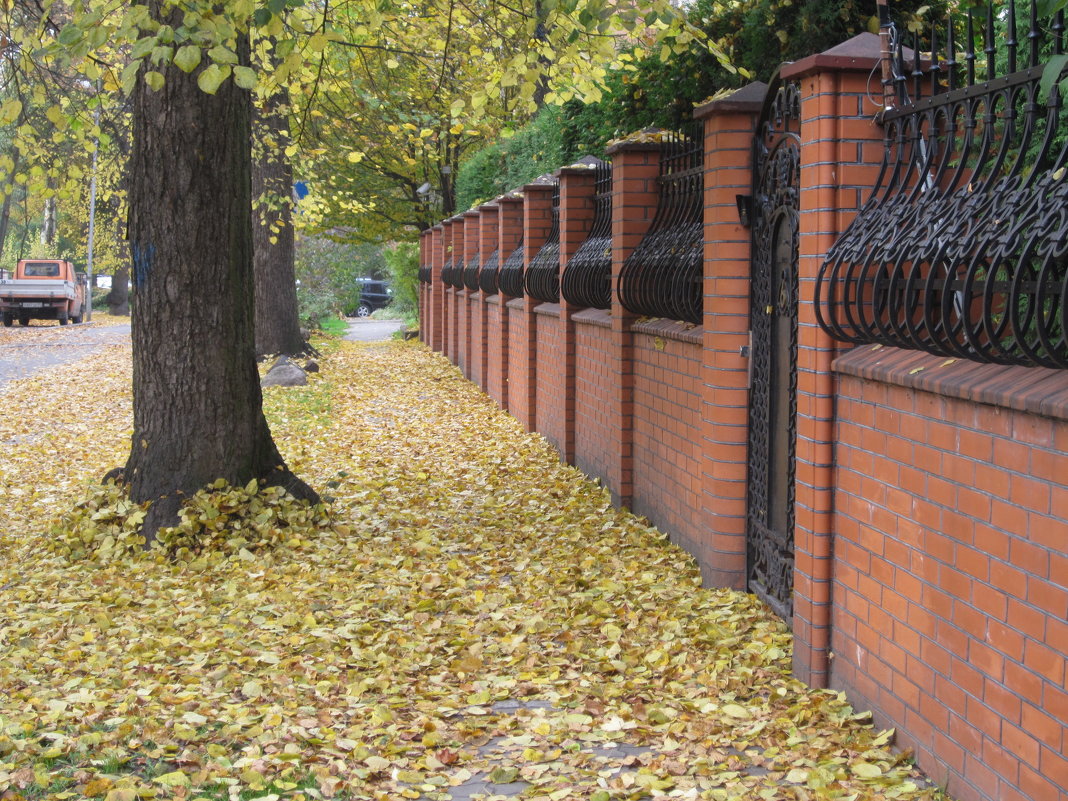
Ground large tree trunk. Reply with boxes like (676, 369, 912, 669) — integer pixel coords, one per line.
(124, 3, 317, 541)
(253, 86, 306, 358)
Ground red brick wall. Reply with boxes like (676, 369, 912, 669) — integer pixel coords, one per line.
(630, 322, 704, 554)
(506, 299, 527, 414)
(485, 296, 504, 405)
(534, 305, 565, 457)
(469, 293, 483, 388)
(573, 312, 616, 489)
(831, 348, 1068, 801)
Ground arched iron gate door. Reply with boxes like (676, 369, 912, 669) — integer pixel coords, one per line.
(746, 75, 801, 620)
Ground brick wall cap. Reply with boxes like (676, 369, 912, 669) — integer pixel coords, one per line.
(496, 193, 523, 204)
(572, 308, 613, 328)
(533, 302, 561, 317)
(834, 344, 1068, 420)
(554, 155, 604, 177)
(781, 32, 902, 80)
(463, 209, 480, 219)
(505, 297, 526, 310)
(632, 317, 703, 345)
(477, 203, 500, 213)
(431, 223, 443, 231)
(485, 294, 501, 305)
(694, 81, 768, 119)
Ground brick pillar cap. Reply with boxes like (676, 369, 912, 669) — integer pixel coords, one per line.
(522, 180, 557, 193)
(463, 209, 480, 219)
(497, 193, 523, 204)
(478, 203, 500, 213)
(605, 127, 665, 156)
(780, 32, 886, 80)
(431, 223, 442, 231)
(694, 81, 768, 119)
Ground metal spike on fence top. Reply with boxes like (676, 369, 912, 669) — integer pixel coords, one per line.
(946, 14, 957, 92)
(1028, 0, 1040, 69)
(877, 0, 896, 113)
(986, 2, 996, 82)
(1007, 0, 1018, 75)
(1055, 10, 1065, 55)
(930, 21, 941, 96)
(966, 8, 977, 86)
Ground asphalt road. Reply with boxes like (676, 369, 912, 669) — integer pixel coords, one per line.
(0, 322, 131, 390)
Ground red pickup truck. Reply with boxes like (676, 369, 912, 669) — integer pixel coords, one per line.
(0, 259, 90, 327)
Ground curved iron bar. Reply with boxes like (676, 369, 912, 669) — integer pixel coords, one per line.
(479, 249, 500, 295)
(463, 251, 481, 291)
(818, 0, 1068, 368)
(561, 161, 613, 309)
(616, 123, 704, 324)
(525, 183, 562, 303)
(497, 241, 526, 298)
(439, 257, 454, 287)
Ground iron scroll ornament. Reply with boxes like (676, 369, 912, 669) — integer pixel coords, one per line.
(816, 1, 1068, 368)
(561, 161, 613, 310)
(525, 183, 562, 303)
(746, 77, 801, 621)
(616, 124, 704, 325)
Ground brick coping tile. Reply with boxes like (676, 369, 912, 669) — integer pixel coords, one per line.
(632, 318, 703, 345)
(572, 308, 612, 329)
(834, 344, 1068, 421)
(533, 302, 561, 318)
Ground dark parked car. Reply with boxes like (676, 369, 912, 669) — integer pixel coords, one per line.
(348, 279, 392, 318)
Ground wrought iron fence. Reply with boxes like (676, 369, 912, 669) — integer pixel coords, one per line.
(497, 242, 526, 297)
(817, 0, 1068, 368)
(561, 161, 613, 309)
(439, 256, 454, 287)
(524, 183, 562, 303)
(479, 249, 500, 295)
(463, 252, 481, 291)
(617, 124, 704, 325)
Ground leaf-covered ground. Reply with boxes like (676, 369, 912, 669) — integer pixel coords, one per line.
(0, 337, 950, 801)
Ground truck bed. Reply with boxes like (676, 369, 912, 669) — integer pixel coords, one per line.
(0, 279, 76, 301)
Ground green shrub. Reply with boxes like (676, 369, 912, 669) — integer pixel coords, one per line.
(384, 241, 419, 314)
(455, 106, 568, 209)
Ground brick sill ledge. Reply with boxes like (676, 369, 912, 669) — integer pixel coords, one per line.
(834, 344, 1068, 421)
(632, 318, 703, 345)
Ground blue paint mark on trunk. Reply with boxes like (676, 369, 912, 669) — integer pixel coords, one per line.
(133, 243, 156, 288)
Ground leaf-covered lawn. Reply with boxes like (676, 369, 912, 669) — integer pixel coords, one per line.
(0, 339, 948, 801)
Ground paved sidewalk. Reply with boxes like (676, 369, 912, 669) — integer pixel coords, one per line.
(343, 317, 407, 342)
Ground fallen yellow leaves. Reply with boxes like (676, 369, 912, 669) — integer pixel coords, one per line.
(0, 337, 950, 801)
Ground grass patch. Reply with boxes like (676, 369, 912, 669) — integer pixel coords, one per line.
(316, 316, 348, 336)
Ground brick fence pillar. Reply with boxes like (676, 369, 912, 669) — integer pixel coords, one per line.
(460, 209, 480, 379)
(603, 139, 661, 507)
(781, 34, 889, 688)
(555, 164, 598, 464)
(510, 182, 554, 430)
(429, 224, 444, 353)
(493, 195, 524, 410)
(446, 214, 459, 363)
(693, 84, 765, 588)
(476, 204, 499, 391)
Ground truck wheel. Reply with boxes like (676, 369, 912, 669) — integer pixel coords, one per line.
(58, 309, 69, 325)
(72, 311, 82, 324)
(18, 315, 29, 326)
(2, 313, 11, 328)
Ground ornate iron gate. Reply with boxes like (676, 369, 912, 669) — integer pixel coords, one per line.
(746, 76, 801, 620)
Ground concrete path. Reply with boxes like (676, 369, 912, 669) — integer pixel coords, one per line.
(0, 322, 131, 390)
(343, 317, 407, 342)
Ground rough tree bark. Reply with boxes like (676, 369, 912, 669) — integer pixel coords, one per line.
(252, 86, 306, 358)
(123, 3, 318, 541)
